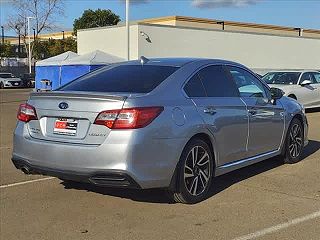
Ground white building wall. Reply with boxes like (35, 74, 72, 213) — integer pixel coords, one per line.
(138, 24, 320, 72)
(77, 24, 320, 72)
(77, 25, 139, 60)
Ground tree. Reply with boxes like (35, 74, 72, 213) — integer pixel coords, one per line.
(33, 37, 77, 60)
(73, 9, 120, 35)
(0, 42, 16, 58)
(6, 0, 64, 61)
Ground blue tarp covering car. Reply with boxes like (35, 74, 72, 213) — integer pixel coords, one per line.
(35, 50, 124, 90)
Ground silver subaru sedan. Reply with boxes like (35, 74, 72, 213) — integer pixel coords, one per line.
(12, 58, 308, 204)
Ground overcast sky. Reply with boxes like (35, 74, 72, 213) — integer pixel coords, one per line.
(1, 0, 320, 36)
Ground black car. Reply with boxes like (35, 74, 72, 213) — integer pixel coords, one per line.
(20, 73, 35, 88)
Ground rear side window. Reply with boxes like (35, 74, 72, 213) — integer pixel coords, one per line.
(60, 65, 179, 93)
(184, 75, 206, 97)
(197, 65, 239, 97)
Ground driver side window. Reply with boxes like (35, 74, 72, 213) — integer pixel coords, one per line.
(227, 66, 267, 98)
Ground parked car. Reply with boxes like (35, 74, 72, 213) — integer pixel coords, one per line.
(20, 73, 35, 88)
(262, 71, 320, 108)
(0, 73, 22, 89)
(12, 58, 308, 204)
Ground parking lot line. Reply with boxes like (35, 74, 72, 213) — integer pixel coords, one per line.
(0, 177, 55, 189)
(232, 210, 320, 240)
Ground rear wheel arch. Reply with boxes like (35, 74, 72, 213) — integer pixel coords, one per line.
(188, 133, 216, 167)
(168, 132, 216, 191)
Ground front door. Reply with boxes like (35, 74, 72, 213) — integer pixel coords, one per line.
(226, 66, 285, 157)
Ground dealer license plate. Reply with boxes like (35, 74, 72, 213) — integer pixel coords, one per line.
(53, 118, 78, 136)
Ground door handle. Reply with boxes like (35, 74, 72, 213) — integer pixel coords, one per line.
(204, 107, 216, 115)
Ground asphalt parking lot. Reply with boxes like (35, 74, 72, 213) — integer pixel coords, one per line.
(1, 89, 319, 240)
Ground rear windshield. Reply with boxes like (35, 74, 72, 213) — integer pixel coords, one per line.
(262, 72, 301, 85)
(59, 65, 179, 93)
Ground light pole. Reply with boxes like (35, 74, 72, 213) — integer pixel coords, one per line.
(15, 24, 22, 55)
(27, 16, 35, 74)
(126, 0, 130, 61)
(1, 26, 4, 45)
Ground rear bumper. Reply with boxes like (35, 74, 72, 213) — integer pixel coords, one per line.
(12, 156, 141, 188)
(12, 122, 186, 189)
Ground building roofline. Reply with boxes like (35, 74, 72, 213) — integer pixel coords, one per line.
(139, 15, 320, 34)
(138, 22, 320, 40)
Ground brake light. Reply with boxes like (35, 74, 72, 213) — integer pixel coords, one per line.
(17, 103, 38, 122)
(94, 107, 164, 129)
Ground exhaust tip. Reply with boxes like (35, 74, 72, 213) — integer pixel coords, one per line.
(21, 166, 31, 175)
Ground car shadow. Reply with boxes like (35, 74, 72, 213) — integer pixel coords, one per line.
(208, 140, 320, 198)
(61, 140, 320, 204)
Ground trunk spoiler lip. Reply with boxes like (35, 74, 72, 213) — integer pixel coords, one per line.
(29, 91, 128, 101)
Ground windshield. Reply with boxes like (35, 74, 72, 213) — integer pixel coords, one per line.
(59, 65, 179, 93)
(262, 72, 301, 85)
(0, 73, 15, 78)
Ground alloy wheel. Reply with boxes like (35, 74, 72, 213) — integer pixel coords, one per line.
(289, 123, 303, 158)
(184, 146, 211, 196)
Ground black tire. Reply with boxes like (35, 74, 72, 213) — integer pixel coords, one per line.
(0, 82, 4, 89)
(283, 118, 304, 164)
(169, 138, 214, 204)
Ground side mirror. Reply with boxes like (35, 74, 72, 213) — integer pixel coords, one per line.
(300, 80, 312, 86)
(270, 87, 284, 100)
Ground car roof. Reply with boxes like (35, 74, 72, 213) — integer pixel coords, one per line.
(125, 57, 243, 67)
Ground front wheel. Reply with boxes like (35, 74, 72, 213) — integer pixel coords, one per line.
(169, 139, 214, 204)
(0, 82, 4, 89)
(283, 118, 304, 164)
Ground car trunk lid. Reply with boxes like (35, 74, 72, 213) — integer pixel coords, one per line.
(26, 91, 127, 145)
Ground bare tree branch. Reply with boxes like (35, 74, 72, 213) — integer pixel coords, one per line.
(6, 0, 65, 60)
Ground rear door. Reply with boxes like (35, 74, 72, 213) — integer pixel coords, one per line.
(184, 65, 248, 166)
(226, 66, 285, 157)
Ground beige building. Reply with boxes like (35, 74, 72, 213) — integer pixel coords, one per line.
(78, 16, 319, 73)
(5, 31, 73, 45)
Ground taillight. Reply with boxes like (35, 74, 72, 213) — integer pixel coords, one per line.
(94, 107, 164, 129)
(17, 103, 38, 122)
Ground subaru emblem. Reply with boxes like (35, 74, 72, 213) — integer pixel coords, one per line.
(59, 102, 69, 110)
